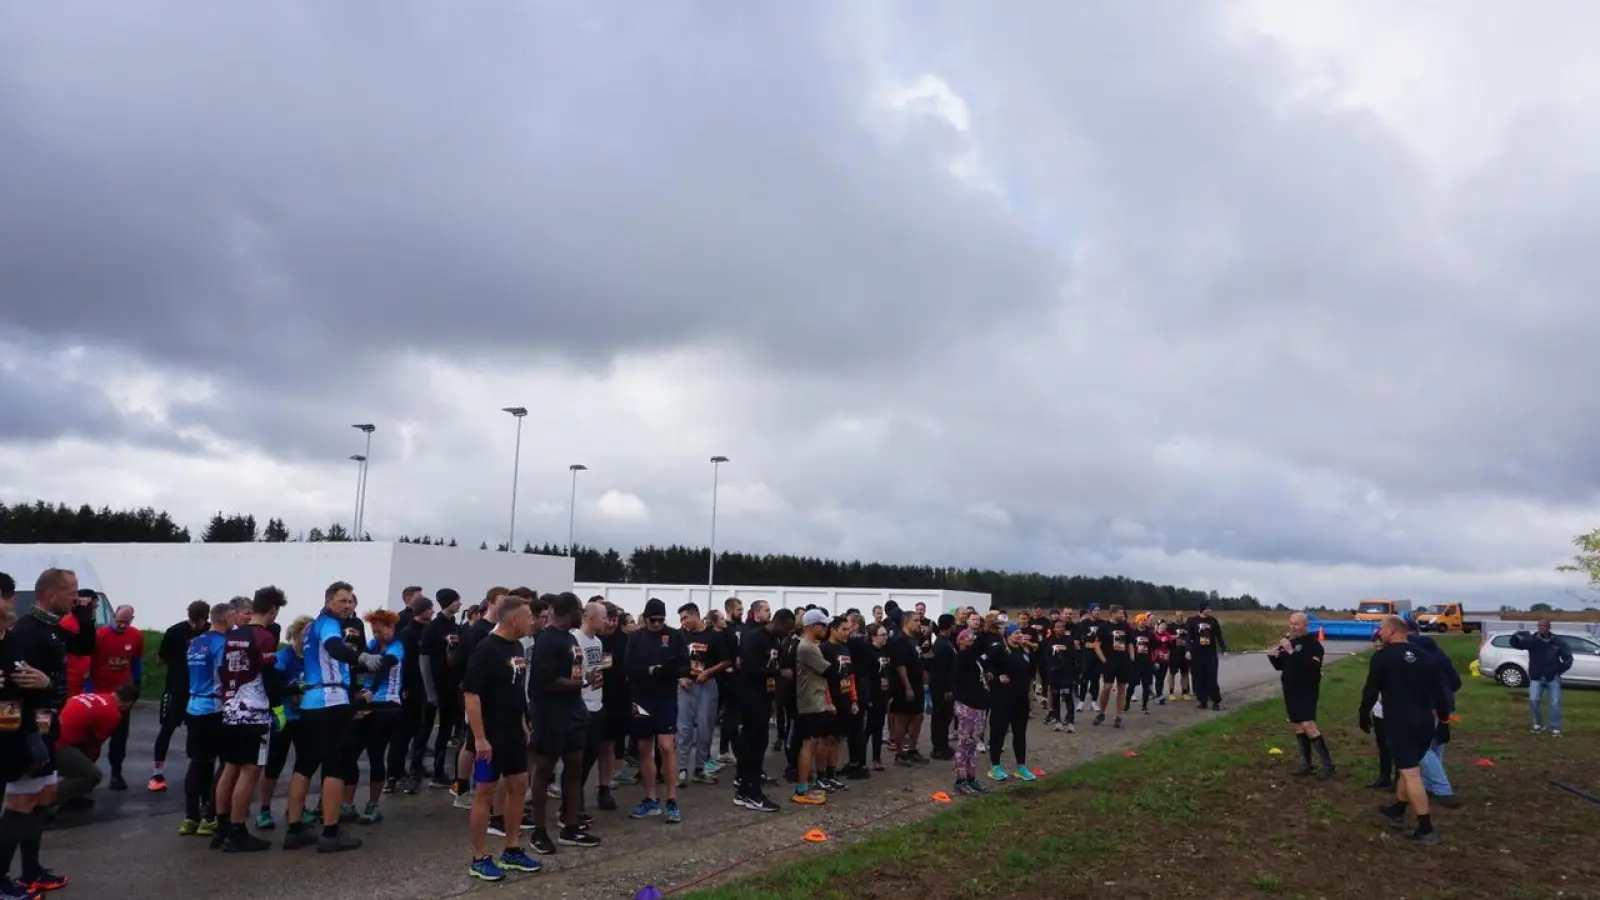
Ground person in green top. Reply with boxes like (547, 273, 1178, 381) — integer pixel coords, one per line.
(791, 609, 834, 805)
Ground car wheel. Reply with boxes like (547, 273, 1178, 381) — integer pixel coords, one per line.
(1495, 664, 1527, 688)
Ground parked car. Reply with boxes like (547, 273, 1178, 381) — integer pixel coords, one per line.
(1478, 631, 1600, 688)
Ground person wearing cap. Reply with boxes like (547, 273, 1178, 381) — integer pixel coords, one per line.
(1185, 605, 1227, 711)
(790, 608, 834, 804)
(625, 598, 688, 823)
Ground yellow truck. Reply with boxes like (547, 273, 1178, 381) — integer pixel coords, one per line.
(1413, 603, 1483, 634)
(1354, 598, 1412, 622)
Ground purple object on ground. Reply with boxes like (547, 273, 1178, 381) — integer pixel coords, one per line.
(634, 888, 664, 900)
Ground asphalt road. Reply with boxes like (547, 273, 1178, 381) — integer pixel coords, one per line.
(36, 651, 1334, 899)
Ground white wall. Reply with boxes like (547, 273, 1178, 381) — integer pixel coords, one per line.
(574, 583, 990, 620)
(0, 543, 575, 631)
(387, 543, 574, 611)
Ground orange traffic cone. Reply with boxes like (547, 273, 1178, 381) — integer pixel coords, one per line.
(930, 791, 952, 804)
(1318, 627, 1326, 641)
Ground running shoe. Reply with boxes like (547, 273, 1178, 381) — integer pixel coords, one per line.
(0, 876, 33, 900)
(195, 818, 218, 837)
(452, 791, 473, 810)
(358, 803, 382, 825)
(468, 856, 506, 882)
(499, 849, 543, 873)
(177, 818, 199, 836)
(630, 799, 662, 819)
(610, 767, 641, 787)
(146, 774, 168, 793)
(20, 870, 68, 893)
(791, 789, 826, 806)
(487, 815, 508, 837)
(527, 826, 557, 855)
(1015, 767, 1036, 782)
(692, 771, 718, 785)
(560, 825, 602, 847)
(954, 781, 979, 797)
(664, 800, 682, 824)
(988, 765, 1009, 782)
(254, 810, 275, 831)
(108, 773, 127, 791)
(966, 778, 990, 794)
(747, 794, 782, 812)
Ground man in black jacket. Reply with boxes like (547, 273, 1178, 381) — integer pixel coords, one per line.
(398, 595, 434, 793)
(1359, 616, 1449, 844)
(6, 567, 96, 893)
(1186, 604, 1227, 710)
(1510, 620, 1574, 736)
(1269, 613, 1333, 778)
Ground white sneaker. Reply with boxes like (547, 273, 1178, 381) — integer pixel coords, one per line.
(1533, 725, 1545, 734)
(1552, 729, 1562, 737)
(975, 742, 987, 754)
(717, 752, 737, 765)
(1090, 701, 1101, 713)
(1075, 700, 1085, 712)
(547, 784, 562, 800)
(452, 791, 473, 810)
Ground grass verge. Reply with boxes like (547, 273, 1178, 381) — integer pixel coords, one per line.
(683, 636, 1600, 900)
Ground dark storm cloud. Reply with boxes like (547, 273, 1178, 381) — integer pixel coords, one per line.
(0, 1, 1058, 388)
(0, 353, 199, 454)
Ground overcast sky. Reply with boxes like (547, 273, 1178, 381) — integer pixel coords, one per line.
(2, 1, 1598, 609)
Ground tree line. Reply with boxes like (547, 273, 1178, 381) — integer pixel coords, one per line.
(0, 500, 1264, 611)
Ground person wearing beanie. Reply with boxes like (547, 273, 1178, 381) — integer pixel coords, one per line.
(420, 589, 463, 788)
(984, 624, 1038, 782)
(625, 598, 688, 823)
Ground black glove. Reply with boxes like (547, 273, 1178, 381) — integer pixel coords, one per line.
(1358, 711, 1373, 734)
(1435, 721, 1451, 745)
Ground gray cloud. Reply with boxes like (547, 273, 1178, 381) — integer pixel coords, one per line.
(1, 2, 1598, 607)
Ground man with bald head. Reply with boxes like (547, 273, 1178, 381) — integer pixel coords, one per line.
(1268, 612, 1333, 778)
(1358, 614, 1448, 844)
(91, 604, 144, 791)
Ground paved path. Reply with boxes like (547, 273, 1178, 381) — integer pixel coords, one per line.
(37, 652, 1339, 899)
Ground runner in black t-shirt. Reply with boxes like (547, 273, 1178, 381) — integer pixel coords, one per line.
(526, 593, 600, 854)
(462, 596, 541, 882)
(1093, 607, 1133, 729)
(1075, 607, 1104, 711)
(886, 614, 928, 766)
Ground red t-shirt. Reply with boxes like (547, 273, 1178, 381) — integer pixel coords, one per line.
(59, 615, 92, 696)
(91, 626, 144, 692)
(57, 692, 124, 751)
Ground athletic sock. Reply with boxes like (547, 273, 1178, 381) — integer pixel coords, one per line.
(1416, 813, 1433, 833)
(152, 761, 165, 774)
(1381, 801, 1407, 818)
(321, 824, 339, 838)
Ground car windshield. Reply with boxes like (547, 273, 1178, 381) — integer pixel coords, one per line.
(1358, 602, 1390, 615)
(1421, 605, 1450, 615)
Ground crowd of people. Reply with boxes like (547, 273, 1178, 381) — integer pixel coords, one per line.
(0, 566, 1240, 893)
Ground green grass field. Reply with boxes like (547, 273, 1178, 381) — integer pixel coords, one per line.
(684, 636, 1600, 900)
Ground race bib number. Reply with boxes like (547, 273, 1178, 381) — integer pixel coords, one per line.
(0, 700, 20, 732)
(1199, 637, 1212, 647)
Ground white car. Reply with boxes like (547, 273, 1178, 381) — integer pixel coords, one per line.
(1477, 631, 1600, 688)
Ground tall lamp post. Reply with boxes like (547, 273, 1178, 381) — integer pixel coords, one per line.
(503, 407, 528, 551)
(567, 464, 588, 556)
(348, 454, 367, 538)
(708, 455, 729, 601)
(351, 424, 375, 537)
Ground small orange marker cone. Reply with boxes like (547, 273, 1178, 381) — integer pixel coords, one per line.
(1447, 715, 1462, 723)
(1123, 750, 1138, 758)
(1030, 766, 1047, 777)
(1318, 627, 1326, 641)
(1475, 758, 1495, 768)
(803, 828, 829, 843)
(930, 791, 952, 803)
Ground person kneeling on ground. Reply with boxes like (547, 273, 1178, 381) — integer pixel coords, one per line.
(54, 684, 141, 810)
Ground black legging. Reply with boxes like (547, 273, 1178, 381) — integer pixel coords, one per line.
(988, 703, 1028, 768)
(866, 698, 888, 763)
(717, 678, 739, 756)
(429, 689, 463, 779)
(1125, 663, 1156, 711)
(359, 704, 402, 786)
(1193, 652, 1221, 705)
(1372, 718, 1393, 782)
(153, 692, 185, 766)
(1049, 670, 1077, 723)
(265, 721, 298, 780)
(184, 758, 215, 820)
(1077, 661, 1100, 701)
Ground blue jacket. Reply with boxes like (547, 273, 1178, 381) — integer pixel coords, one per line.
(1509, 632, 1574, 683)
(1406, 634, 1459, 716)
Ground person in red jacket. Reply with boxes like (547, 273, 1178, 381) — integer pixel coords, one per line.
(54, 686, 140, 810)
(58, 612, 92, 698)
(88, 605, 143, 791)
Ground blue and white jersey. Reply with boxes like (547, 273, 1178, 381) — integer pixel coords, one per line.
(300, 612, 351, 710)
(275, 646, 305, 722)
(185, 630, 226, 716)
(367, 638, 404, 704)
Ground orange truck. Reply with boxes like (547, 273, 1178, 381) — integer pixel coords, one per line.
(1354, 598, 1412, 622)
(1412, 603, 1482, 634)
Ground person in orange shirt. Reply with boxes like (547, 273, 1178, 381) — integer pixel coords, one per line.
(53, 685, 140, 810)
(88, 605, 143, 791)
